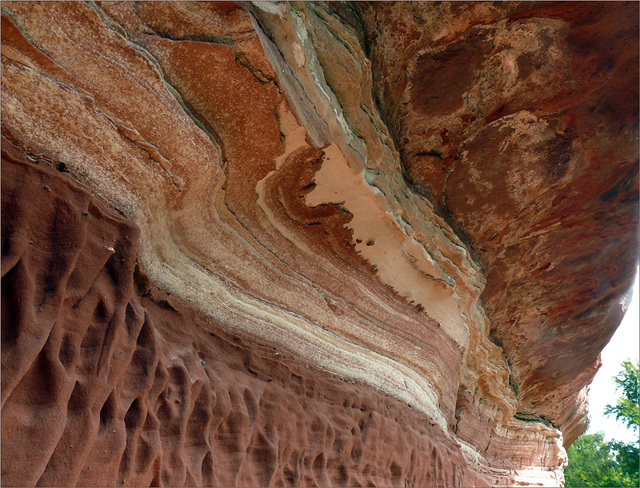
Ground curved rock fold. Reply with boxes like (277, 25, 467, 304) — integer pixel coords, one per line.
(1, 2, 637, 486)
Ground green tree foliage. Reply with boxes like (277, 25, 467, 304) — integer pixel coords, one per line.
(565, 360, 639, 487)
(564, 432, 636, 487)
(609, 440, 639, 487)
(604, 360, 639, 433)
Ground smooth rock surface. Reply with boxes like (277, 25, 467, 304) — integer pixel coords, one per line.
(1, 2, 637, 486)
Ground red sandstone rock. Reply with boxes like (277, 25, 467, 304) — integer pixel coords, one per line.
(1, 143, 488, 487)
(1, 2, 637, 487)
(358, 0, 639, 446)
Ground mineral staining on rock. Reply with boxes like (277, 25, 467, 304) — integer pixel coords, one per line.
(358, 0, 639, 448)
(1, 2, 637, 487)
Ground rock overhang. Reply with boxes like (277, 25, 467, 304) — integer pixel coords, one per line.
(1, 1, 637, 486)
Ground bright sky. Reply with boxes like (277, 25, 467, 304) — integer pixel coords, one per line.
(587, 266, 639, 444)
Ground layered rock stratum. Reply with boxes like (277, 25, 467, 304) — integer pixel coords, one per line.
(1, 2, 638, 487)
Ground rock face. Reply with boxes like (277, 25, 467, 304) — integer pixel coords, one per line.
(1, 2, 637, 487)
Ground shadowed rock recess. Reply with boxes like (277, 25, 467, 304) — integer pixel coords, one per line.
(1, 2, 637, 486)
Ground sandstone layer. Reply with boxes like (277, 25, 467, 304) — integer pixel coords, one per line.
(1, 143, 487, 487)
(1, 2, 638, 487)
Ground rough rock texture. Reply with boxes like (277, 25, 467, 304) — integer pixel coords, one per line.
(358, 1, 639, 446)
(1, 143, 487, 487)
(1, 2, 637, 487)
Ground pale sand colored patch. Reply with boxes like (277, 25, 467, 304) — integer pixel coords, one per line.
(305, 143, 470, 349)
(273, 101, 308, 170)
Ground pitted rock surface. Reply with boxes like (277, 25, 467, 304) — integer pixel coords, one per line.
(2, 2, 637, 486)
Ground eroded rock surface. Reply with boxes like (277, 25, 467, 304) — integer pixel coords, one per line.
(1, 143, 487, 487)
(1, 2, 637, 487)
(358, 2, 639, 447)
